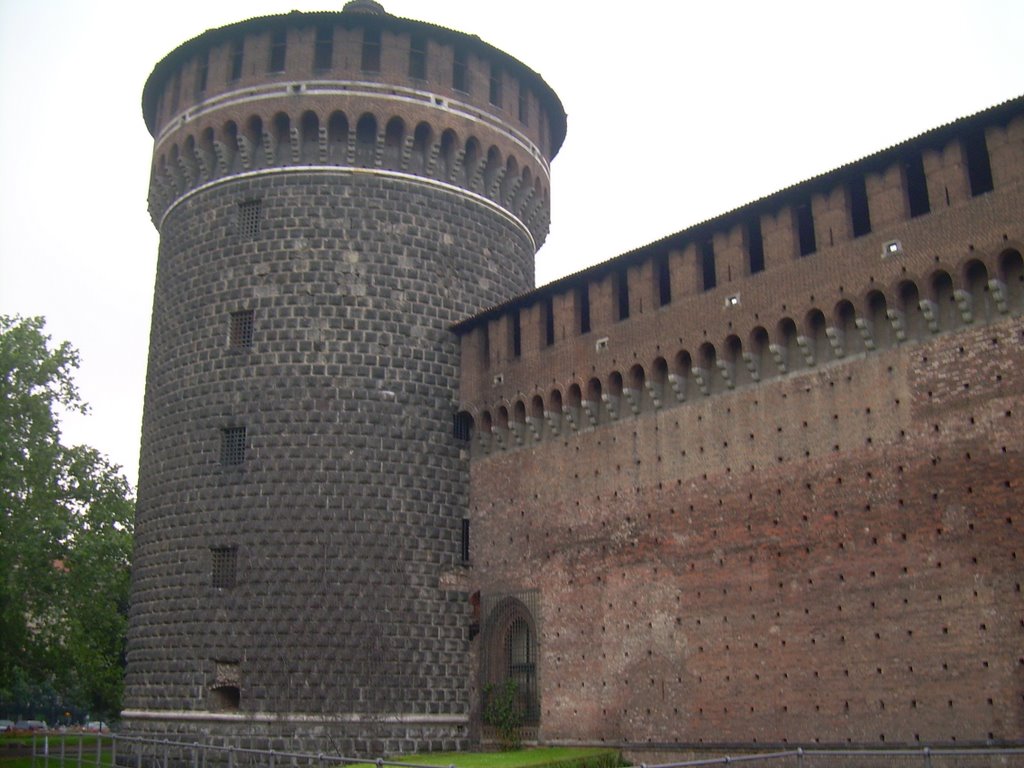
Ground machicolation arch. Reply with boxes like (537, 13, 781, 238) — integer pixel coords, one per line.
(149, 105, 551, 241)
(467, 248, 1024, 454)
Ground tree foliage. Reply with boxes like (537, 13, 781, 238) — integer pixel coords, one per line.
(0, 315, 134, 720)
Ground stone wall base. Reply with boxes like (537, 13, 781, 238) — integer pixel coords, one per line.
(120, 711, 470, 758)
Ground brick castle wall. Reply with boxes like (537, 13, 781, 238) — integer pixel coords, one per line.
(459, 103, 1024, 748)
(130, 2, 1024, 753)
(467, 316, 1023, 745)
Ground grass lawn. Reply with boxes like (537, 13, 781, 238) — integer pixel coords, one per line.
(1, 734, 111, 768)
(1, 737, 620, 768)
(1, 736, 104, 746)
(368, 747, 622, 768)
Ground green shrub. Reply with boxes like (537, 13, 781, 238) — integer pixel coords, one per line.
(481, 680, 522, 751)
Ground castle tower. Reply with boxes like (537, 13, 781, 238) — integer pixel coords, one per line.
(124, 2, 565, 754)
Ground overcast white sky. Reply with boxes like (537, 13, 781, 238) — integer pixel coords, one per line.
(0, 0, 1021, 486)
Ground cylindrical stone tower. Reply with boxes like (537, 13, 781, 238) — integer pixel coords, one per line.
(124, 1, 564, 754)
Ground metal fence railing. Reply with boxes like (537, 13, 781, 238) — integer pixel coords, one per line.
(634, 747, 1024, 768)
(29, 735, 1024, 768)
(30, 734, 460, 768)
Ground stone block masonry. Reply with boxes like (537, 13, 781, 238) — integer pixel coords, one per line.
(128, 2, 567, 752)
(126, 170, 535, 754)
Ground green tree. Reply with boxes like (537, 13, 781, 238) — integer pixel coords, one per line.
(0, 315, 134, 720)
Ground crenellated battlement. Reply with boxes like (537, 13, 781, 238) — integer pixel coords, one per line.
(456, 95, 1024, 749)
(455, 99, 1024, 453)
(142, 4, 564, 243)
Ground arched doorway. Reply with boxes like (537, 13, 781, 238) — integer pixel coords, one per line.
(480, 593, 539, 729)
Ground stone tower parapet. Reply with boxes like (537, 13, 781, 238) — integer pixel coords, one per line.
(141, 4, 564, 246)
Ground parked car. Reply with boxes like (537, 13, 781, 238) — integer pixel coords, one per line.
(14, 720, 47, 731)
(0, 719, 14, 732)
(83, 721, 108, 733)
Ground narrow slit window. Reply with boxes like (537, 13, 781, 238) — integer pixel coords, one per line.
(453, 48, 468, 92)
(489, 63, 502, 107)
(409, 34, 427, 79)
(543, 296, 555, 347)
(848, 176, 872, 237)
(268, 29, 286, 73)
(313, 26, 333, 71)
(904, 152, 930, 218)
(461, 519, 470, 564)
(511, 308, 521, 358)
(169, 71, 181, 113)
(361, 27, 381, 73)
(795, 201, 817, 256)
(229, 310, 254, 349)
(194, 51, 209, 97)
(746, 219, 765, 274)
(210, 547, 237, 589)
(518, 84, 529, 124)
(615, 271, 630, 321)
(701, 240, 717, 291)
(238, 199, 261, 238)
(963, 131, 994, 196)
(220, 427, 246, 466)
(656, 255, 672, 306)
(229, 39, 244, 82)
(578, 286, 591, 334)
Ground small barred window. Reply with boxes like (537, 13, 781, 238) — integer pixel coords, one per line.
(238, 200, 261, 239)
(221, 427, 246, 466)
(211, 547, 237, 589)
(229, 310, 254, 348)
(454, 411, 472, 441)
